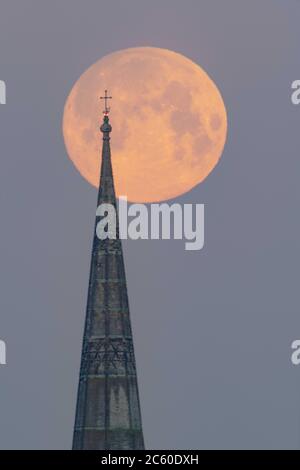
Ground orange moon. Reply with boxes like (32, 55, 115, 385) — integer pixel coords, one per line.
(63, 47, 227, 202)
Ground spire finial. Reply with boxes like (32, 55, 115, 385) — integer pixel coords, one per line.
(100, 89, 112, 116)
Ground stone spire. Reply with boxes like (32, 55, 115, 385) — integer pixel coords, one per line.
(72, 98, 144, 450)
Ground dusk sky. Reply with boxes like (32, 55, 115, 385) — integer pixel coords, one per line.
(1, 0, 300, 449)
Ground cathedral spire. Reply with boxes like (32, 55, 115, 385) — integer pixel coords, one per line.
(72, 94, 144, 450)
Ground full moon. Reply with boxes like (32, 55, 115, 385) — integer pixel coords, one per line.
(63, 47, 227, 202)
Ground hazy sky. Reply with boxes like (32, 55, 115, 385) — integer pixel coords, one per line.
(1, 0, 300, 449)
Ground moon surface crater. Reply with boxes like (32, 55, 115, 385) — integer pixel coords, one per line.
(63, 47, 227, 202)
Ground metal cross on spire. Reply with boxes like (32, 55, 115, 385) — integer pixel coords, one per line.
(100, 89, 112, 115)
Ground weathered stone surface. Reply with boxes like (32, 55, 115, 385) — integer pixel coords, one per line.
(72, 115, 144, 450)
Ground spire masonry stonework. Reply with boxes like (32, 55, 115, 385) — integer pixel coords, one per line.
(72, 100, 144, 450)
